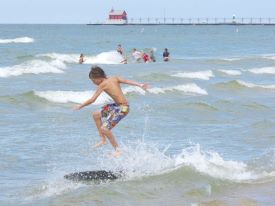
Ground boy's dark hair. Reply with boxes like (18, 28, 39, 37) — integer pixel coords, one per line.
(89, 66, 106, 79)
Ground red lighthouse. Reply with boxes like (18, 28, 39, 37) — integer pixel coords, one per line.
(106, 8, 128, 24)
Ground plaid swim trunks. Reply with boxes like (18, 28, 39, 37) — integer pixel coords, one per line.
(101, 103, 130, 130)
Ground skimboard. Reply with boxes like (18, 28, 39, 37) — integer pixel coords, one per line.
(64, 170, 122, 182)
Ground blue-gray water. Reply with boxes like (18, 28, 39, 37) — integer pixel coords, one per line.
(0, 25, 275, 206)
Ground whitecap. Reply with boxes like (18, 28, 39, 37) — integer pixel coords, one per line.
(218, 69, 242, 76)
(248, 67, 275, 74)
(172, 70, 214, 80)
(38, 50, 124, 65)
(0, 60, 66, 78)
(34, 84, 207, 104)
(0, 37, 34, 44)
(175, 144, 274, 182)
(237, 80, 275, 90)
(34, 90, 111, 105)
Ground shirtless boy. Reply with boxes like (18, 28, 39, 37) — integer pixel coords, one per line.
(74, 66, 149, 157)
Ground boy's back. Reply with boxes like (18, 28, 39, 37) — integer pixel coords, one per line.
(98, 76, 128, 105)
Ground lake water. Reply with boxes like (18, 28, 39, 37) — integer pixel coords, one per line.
(0, 25, 275, 206)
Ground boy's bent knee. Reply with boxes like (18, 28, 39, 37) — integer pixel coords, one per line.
(100, 125, 110, 133)
(92, 111, 101, 119)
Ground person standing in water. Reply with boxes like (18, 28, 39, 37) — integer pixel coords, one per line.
(163, 48, 170, 62)
(117, 44, 127, 64)
(79, 53, 85, 64)
(132, 48, 142, 63)
(74, 66, 149, 157)
(149, 50, 156, 62)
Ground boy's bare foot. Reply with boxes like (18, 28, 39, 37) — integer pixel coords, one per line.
(110, 149, 122, 157)
(93, 141, 107, 148)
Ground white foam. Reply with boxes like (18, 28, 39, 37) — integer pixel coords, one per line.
(237, 80, 275, 90)
(85, 50, 124, 64)
(175, 144, 272, 182)
(222, 57, 241, 61)
(148, 84, 208, 95)
(35, 84, 207, 104)
(34, 90, 112, 105)
(37, 53, 79, 64)
(98, 142, 274, 182)
(0, 60, 66, 78)
(172, 70, 214, 80)
(262, 55, 275, 60)
(0, 37, 34, 44)
(123, 84, 208, 96)
(218, 69, 242, 76)
(248, 67, 275, 74)
(38, 50, 124, 65)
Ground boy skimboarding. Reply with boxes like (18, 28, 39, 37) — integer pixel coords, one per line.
(74, 66, 149, 157)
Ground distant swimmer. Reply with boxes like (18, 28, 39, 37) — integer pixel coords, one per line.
(163, 48, 170, 62)
(79, 53, 85, 64)
(117, 44, 127, 64)
(117, 44, 124, 55)
(132, 48, 142, 63)
(149, 50, 156, 62)
(141, 51, 151, 63)
(74, 66, 149, 157)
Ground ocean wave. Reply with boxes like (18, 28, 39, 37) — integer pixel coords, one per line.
(262, 55, 275, 60)
(184, 102, 218, 111)
(215, 80, 275, 90)
(37, 53, 79, 63)
(172, 70, 214, 80)
(0, 37, 34, 44)
(0, 60, 66, 78)
(33, 84, 207, 104)
(98, 142, 275, 182)
(175, 144, 275, 182)
(222, 57, 242, 62)
(237, 80, 275, 90)
(38, 50, 124, 65)
(34, 90, 111, 105)
(148, 84, 208, 95)
(33, 142, 275, 199)
(248, 67, 275, 74)
(218, 69, 242, 76)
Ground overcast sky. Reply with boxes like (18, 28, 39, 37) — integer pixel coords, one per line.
(0, 0, 275, 24)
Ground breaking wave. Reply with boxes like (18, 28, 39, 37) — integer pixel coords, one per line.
(33, 84, 208, 104)
(0, 37, 34, 44)
(172, 70, 214, 80)
(236, 80, 275, 90)
(215, 80, 275, 90)
(0, 60, 66, 78)
(174, 144, 275, 182)
(29, 142, 275, 200)
(248, 67, 275, 74)
(38, 50, 124, 65)
(218, 69, 242, 76)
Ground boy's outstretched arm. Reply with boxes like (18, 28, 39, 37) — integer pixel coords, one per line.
(118, 76, 149, 90)
(74, 87, 103, 110)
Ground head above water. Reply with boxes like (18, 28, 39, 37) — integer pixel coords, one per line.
(89, 66, 107, 85)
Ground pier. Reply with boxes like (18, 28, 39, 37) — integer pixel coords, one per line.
(87, 17, 275, 25)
